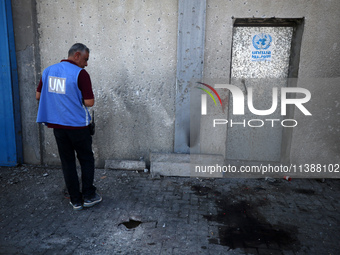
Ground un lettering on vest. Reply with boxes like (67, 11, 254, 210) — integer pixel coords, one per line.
(48, 76, 66, 94)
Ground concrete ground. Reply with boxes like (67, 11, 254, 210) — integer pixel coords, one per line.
(0, 165, 339, 255)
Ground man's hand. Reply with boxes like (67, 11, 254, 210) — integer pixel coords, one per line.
(84, 98, 94, 107)
(36, 92, 41, 100)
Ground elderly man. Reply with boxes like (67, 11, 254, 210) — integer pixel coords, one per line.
(36, 43, 102, 210)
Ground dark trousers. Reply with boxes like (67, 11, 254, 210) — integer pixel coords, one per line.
(53, 128, 96, 204)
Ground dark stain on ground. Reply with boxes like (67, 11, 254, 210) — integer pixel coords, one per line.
(191, 185, 212, 196)
(253, 186, 266, 192)
(191, 185, 221, 196)
(294, 189, 315, 195)
(193, 185, 300, 252)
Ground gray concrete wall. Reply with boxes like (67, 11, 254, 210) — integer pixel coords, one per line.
(202, 0, 340, 165)
(35, 0, 178, 167)
(11, 0, 41, 164)
(11, 0, 339, 167)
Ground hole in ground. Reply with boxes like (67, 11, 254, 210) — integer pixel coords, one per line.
(119, 219, 142, 229)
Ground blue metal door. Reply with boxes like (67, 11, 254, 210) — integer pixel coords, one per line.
(0, 0, 22, 166)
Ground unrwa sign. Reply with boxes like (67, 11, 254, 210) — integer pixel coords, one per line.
(251, 33, 273, 61)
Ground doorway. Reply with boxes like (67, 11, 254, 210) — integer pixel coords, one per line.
(226, 19, 304, 163)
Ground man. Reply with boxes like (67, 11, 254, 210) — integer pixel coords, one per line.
(36, 43, 102, 211)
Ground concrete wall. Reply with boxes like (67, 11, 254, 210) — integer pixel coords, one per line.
(35, 0, 178, 167)
(202, 0, 340, 165)
(11, 0, 41, 164)
(11, 0, 340, 167)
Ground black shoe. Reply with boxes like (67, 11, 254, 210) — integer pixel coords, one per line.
(83, 193, 102, 208)
(69, 201, 83, 211)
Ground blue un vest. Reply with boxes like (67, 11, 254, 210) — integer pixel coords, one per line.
(37, 61, 91, 127)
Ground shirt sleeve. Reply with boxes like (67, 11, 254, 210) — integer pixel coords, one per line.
(78, 69, 94, 100)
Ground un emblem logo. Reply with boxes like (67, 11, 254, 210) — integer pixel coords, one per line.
(252, 33, 272, 50)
